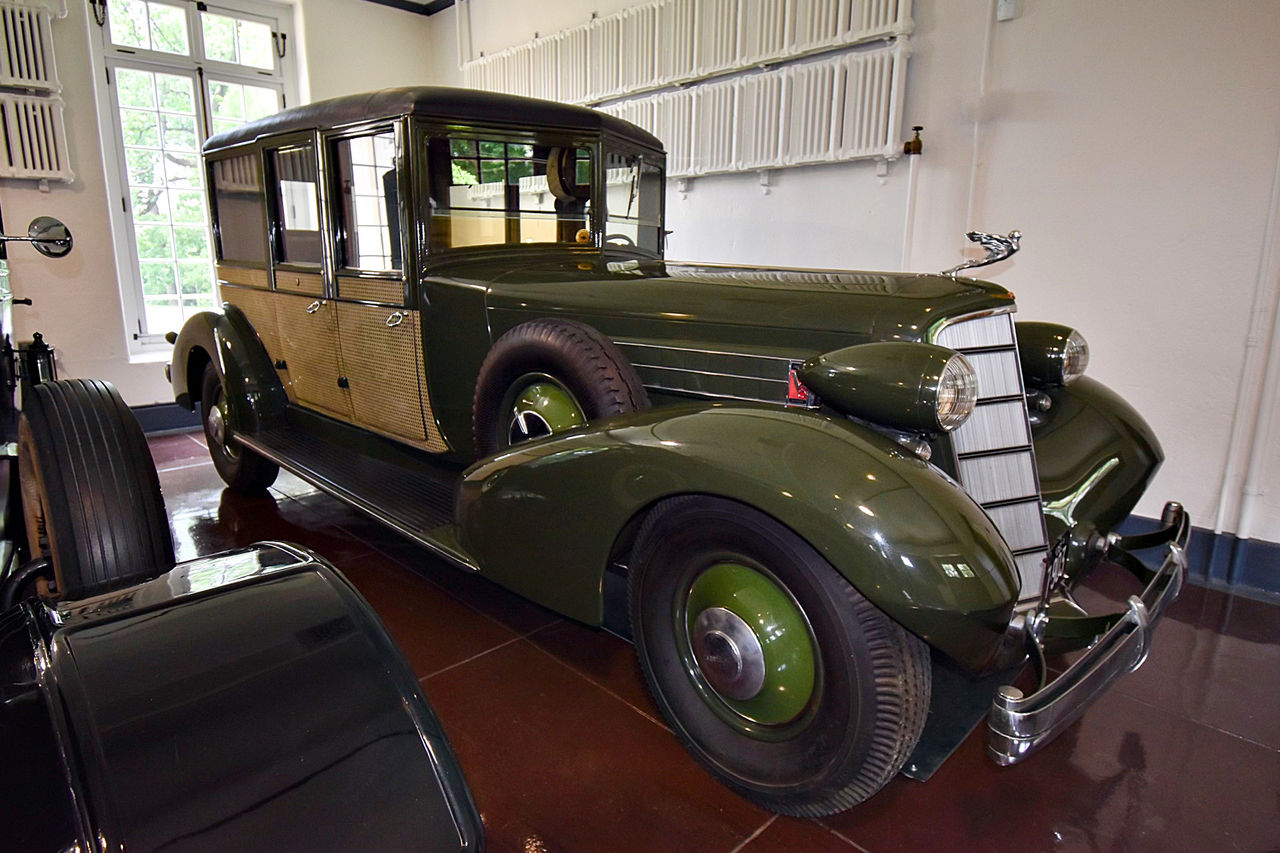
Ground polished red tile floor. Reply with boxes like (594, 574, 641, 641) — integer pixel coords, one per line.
(149, 431, 1280, 853)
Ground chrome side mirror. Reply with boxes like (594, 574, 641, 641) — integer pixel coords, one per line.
(27, 216, 73, 258)
(0, 216, 74, 258)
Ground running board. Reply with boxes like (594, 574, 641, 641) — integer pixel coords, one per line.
(237, 426, 477, 572)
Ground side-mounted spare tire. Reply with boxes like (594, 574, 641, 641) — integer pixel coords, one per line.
(472, 319, 650, 457)
(18, 379, 176, 599)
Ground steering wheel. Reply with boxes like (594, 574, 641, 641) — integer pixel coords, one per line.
(604, 233, 636, 247)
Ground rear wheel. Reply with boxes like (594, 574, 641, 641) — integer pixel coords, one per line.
(202, 362, 278, 492)
(628, 496, 930, 816)
(17, 379, 175, 599)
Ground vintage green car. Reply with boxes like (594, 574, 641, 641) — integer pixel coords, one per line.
(168, 87, 1188, 817)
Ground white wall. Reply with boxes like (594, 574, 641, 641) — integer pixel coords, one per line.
(292, 0, 436, 102)
(439, 0, 1280, 542)
(1, 1, 147, 400)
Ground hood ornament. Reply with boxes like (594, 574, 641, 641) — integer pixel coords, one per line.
(942, 230, 1021, 276)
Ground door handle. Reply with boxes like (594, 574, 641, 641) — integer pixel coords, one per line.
(386, 311, 405, 327)
(306, 300, 322, 314)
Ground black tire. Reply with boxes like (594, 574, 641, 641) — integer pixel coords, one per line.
(628, 496, 930, 817)
(201, 362, 278, 492)
(17, 379, 176, 599)
(472, 319, 649, 457)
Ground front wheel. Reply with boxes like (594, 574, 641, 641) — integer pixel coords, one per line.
(628, 496, 930, 816)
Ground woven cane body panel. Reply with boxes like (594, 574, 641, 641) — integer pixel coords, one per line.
(221, 284, 283, 372)
(217, 264, 271, 290)
(335, 303, 447, 451)
(337, 276, 404, 305)
(274, 294, 352, 419)
(275, 270, 325, 296)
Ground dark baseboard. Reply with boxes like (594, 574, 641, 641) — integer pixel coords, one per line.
(1117, 515, 1280, 601)
(132, 402, 200, 435)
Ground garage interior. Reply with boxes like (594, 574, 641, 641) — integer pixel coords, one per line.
(2, 0, 1278, 850)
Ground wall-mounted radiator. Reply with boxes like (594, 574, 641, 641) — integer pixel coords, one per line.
(0, 92, 72, 181)
(463, 0, 913, 177)
(0, 1, 70, 182)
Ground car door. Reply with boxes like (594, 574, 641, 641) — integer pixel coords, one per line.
(207, 150, 284, 379)
(266, 136, 352, 421)
(328, 126, 446, 451)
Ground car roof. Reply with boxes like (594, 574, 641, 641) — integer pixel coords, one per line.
(203, 85, 664, 153)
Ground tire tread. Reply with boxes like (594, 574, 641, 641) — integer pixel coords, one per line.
(21, 379, 175, 597)
(473, 318, 649, 457)
(628, 494, 930, 818)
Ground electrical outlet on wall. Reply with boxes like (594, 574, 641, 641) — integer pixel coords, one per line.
(996, 0, 1019, 21)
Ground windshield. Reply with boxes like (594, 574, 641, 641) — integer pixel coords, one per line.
(603, 148, 664, 254)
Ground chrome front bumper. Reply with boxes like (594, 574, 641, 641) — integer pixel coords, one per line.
(986, 501, 1190, 765)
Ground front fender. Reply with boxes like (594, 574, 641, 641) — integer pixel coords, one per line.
(458, 403, 1020, 672)
(170, 306, 286, 434)
(1034, 376, 1163, 542)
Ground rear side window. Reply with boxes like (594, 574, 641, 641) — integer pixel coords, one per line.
(425, 135, 593, 250)
(269, 142, 322, 265)
(210, 153, 266, 263)
(330, 130, 400, 272)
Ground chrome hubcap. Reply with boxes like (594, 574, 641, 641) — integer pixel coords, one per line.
(206, 400, 227, 447)
(691, 606, 766, 701)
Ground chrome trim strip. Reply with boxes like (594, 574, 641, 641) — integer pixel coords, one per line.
(632, 362, 789, 384)
(640, 383, 781, 406)
(236, 434, 479, 572)
(616, 340, 798, 364)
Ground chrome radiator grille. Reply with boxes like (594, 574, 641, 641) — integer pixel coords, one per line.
(933, 311, 1049, 598)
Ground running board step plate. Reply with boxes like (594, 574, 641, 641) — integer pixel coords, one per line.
(238, 426, 475, 570)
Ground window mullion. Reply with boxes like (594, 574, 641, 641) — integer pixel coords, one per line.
(97, 0, 292, 350)
(195, 65, 212, 142)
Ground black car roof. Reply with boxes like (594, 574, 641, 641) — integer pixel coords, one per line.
(203, 86, 663, 153)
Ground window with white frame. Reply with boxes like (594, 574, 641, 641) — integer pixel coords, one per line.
(92, 0, 296, 349)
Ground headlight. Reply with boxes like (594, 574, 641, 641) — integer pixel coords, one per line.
(1015, 322, 1090, 387)
(1062, 330, 1089, 384)
(936, 353, 977, 431)
(798, 342, 977, 434)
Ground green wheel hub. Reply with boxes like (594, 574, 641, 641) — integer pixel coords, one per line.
(501, 375, 585, 448)
(681, 562, 817, 727)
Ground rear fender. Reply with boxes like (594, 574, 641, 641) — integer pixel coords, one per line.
(458, 403, 1021, 672)
(1033, 376, 1163, 543)
(170, 306, 286, 434)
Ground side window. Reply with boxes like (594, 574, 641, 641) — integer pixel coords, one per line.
(269, 142, 322, 265)
(426, 135, 593, 250)
(331, 131, 400, 272)
(604, 150, 664, 253)
(210, 153, 267, 264)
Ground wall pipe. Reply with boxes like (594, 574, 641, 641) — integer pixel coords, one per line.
(455, 0, 474, 68)
(1213, 131, 1280, 538)
(962, 0, 997, 236)
(900, 152, 919, 270)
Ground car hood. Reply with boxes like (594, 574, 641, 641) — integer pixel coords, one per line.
(483, 257, 1016, 348)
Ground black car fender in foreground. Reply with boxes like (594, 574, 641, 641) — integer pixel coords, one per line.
(1, 542, 483, 853)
